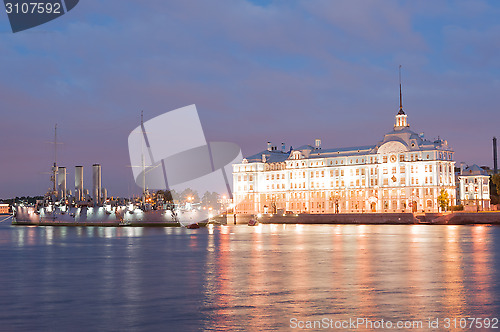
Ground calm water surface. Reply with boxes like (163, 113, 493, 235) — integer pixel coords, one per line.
(0, 221, 499, 331)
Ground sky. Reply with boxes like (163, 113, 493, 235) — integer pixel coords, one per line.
(1, 0, 500, 198)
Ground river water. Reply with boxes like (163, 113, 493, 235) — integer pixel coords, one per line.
(0, 221, 499, 331)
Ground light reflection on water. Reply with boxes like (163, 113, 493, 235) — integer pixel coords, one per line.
(0, 223, 498, 331)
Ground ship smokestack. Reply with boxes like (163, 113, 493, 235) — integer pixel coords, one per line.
(57, 167, 66, 200)
(75, 166, 83, 201)
(92, 164, 102, 205)
(494, 137, 498, 174)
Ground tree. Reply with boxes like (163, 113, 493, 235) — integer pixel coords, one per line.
(437, 189, 450, 212)
(156, 190, 174, 203)
(202, 191, 220, 209)
(491, 174, 500, 195)
(180, 188, 199, 203)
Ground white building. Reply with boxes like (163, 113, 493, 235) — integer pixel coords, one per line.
(233, 108, 456, 214)
(458, 164, 490, 211)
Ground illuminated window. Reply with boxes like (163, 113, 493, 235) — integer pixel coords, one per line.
(383, 156, 388, 163)
(400, 155, 404, 162)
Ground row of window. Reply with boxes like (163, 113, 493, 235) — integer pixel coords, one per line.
(238, 151, 454, 172)
(237, 163, 454, 183)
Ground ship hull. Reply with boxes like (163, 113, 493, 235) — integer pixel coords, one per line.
(12, 206, 209, 227)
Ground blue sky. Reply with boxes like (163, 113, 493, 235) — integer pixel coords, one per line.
(1, 0, 500, 197)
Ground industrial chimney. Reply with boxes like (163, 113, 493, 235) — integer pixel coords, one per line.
(494, 137, 498, 174)
(267, 141, 272, 152)
(92, 164, 102, 205)
(57, 167, 67, 200)
(75, 166, 83, 201)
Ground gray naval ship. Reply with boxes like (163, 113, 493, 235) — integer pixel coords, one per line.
(12, 162, 208, 227)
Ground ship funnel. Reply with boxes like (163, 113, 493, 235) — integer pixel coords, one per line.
(75, 166, 83, 201)
(92, 164, 101, 205)
(57, 167, 67, 199)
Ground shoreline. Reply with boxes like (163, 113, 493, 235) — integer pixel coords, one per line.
(217, 211, 500, 226)
(9, 211, 500, 227)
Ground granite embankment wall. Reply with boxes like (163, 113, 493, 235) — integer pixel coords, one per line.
(432, 212, 500, 225)
(219, 212, 500, 225)
(220, 213, 417, 225)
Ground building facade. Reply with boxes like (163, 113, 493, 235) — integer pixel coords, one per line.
(233, 109, 456, 214)
(0, 204, 10, 214)
(458, 164, 490, 211)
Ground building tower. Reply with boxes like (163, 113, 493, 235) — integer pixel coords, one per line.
(394, 65, 409, 130)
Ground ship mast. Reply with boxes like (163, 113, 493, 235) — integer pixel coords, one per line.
(141, 111, 146, 202)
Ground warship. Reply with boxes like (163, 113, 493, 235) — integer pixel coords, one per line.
(12, 124, 209, 227)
